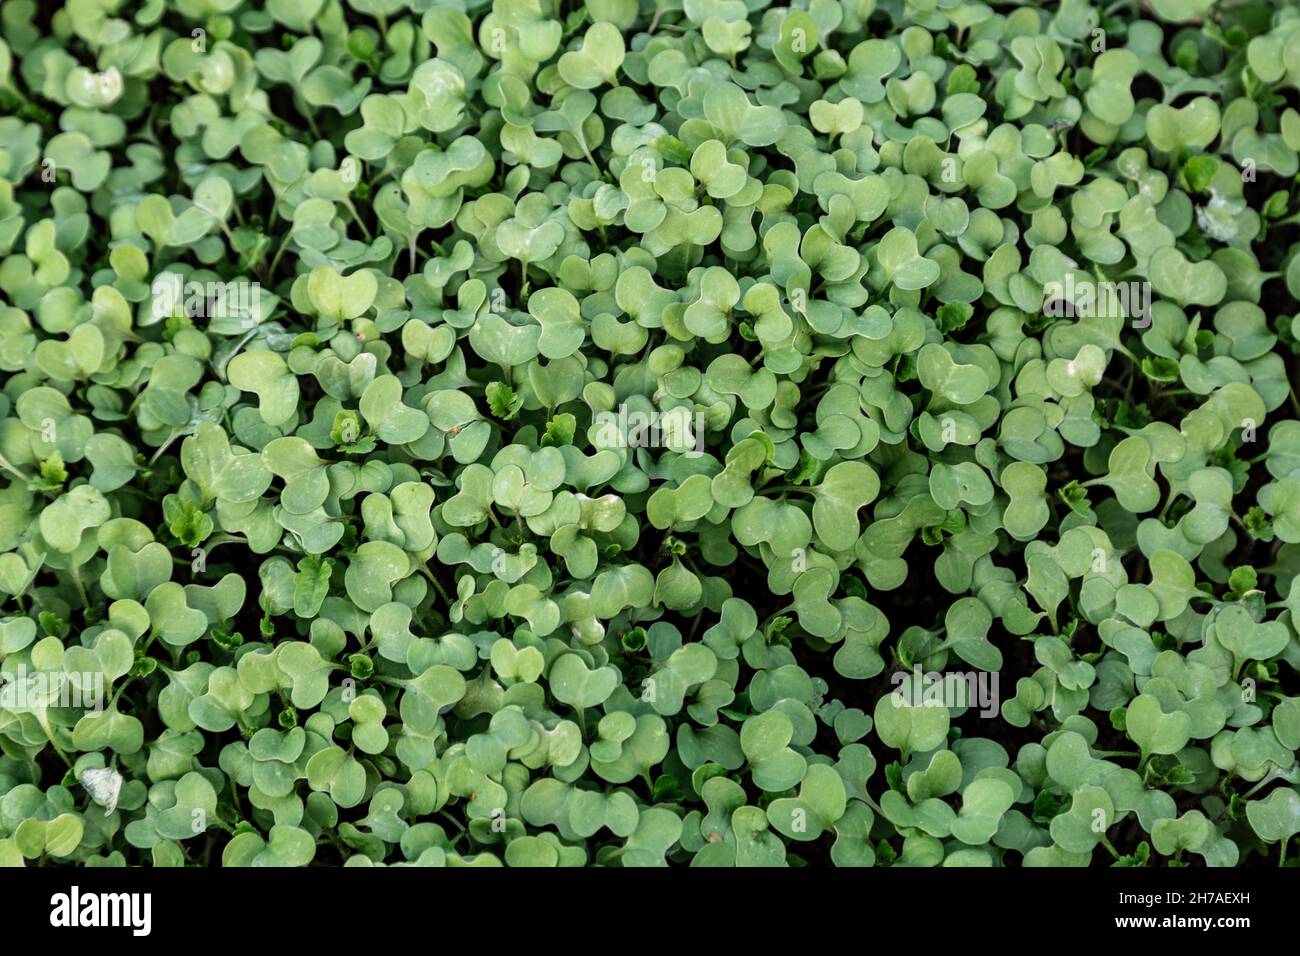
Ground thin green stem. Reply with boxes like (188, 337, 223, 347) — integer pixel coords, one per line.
(68, 564, 88, 609)
(761, 484, 811, 496)
(0, 451, 31, 482)
(148, 428, 183, 466)
(37, 712, 73, 768)
(267, 230, 297, 278)
(576, 135, 598, 170)
(1239, 771, 1280, 802)
(343, 197, 373, 240)
(417, 564, 453, 605)
(301, 106, 321, 142)
(917, 639, 956, 660)
(109, 676, 135, 709)
(439, 811, 467, 834)
(218, 219, 239, 250)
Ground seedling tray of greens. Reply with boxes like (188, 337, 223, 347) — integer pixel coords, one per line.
(0, 0, 1299, 868)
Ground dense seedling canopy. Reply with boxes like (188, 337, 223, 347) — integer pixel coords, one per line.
(0, 0, 1299, 868)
